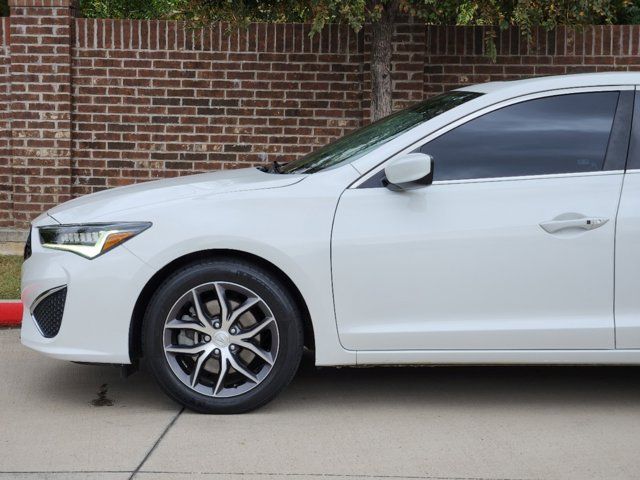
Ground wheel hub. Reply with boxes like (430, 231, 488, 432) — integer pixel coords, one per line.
(212, 331, 230, 348)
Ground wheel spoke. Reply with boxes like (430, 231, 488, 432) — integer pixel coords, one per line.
(228, 354, 258, 383)
(226, 297, 260, 328)
(237, 340, 274, 366)
(165, 344, 207, 356)
(191, 289, 209, 325)
(190, 348, 212, 388)
(165, 319, 211, 335)
(214, 283, 230, 325)
(237, 317, 275, 341)
(213, 356, 229, 396)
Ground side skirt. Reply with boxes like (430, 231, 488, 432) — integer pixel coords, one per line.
(356, 349, 640, 366)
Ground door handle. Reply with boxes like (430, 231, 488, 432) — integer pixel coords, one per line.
(539, 215, 609, 234)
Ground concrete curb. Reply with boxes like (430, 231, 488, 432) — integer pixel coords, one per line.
(0, 228, 28, 243)
(0, 301, 23, 327)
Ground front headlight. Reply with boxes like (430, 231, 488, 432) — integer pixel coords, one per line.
(39, 222, 152, 259)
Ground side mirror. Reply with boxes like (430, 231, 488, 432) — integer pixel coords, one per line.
(383, 153, 433, 191)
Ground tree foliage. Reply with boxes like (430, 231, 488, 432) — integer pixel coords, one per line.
(79, 0, 182, 19)
(174, 0, 627, 31)
(0, 0, 635, 26)
(73, 0, 640, 30)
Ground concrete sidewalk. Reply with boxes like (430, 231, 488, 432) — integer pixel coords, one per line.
(2, 327, 640, 480)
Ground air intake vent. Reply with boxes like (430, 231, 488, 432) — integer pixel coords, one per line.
(32, 287, 67, 338)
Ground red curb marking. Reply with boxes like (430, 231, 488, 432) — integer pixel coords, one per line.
(0, 302, 23, 326)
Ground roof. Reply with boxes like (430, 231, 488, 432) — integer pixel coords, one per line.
(458, 72, 640, 96)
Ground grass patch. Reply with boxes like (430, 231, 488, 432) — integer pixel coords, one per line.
(0, 255, 22, 299)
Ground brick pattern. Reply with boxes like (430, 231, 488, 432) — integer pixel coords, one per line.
(9, 1, 74, 230)
(0, 18, 11, 228)
(71, 20, 363, 194)
(2, 7, 640, 231)
(424, 25, 640, 94)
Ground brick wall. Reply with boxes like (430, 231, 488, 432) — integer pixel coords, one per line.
(9, 0, 74, 231)
(423, 25, 640, 94)
(71, 20, 363, 196)
(0, 17, 11, 229)
(1, 1, 640, 234)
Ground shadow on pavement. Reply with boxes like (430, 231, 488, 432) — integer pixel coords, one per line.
(22, 348, 640, 414)
(272, 351, 640, 412)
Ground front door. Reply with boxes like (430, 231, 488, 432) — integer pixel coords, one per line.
(332, 89, 629, 351)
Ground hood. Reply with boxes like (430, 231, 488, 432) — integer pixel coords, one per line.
(47, 167, 304, 224)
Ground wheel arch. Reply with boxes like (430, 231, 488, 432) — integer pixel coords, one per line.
(129, 249, 315, 363)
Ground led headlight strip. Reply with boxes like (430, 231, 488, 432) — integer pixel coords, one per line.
(39, 222, 152, 259)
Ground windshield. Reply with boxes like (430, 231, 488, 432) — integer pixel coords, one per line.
(279, 91, 483, 174)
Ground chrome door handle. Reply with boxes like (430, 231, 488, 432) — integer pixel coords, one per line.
(539, 215, 609, 234)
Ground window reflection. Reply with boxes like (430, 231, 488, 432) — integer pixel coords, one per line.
(421, 92, 619, 181)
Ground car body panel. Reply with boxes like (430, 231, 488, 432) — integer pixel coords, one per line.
(356, 348, 640, 365)
(614, 170, 640, 348)
(21, 226, 155, 362)
(48, 168, 305, 224)
(332, 171, 623, 351)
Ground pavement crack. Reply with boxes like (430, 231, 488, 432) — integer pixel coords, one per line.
(129, 407, 184, 480)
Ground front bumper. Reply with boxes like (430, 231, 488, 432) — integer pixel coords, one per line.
(20, 226, 155, 364)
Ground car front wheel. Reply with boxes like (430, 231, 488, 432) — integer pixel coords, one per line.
(142, 258, 304, 414)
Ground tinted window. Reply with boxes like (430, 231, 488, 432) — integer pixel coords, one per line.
(420, 92, 619, 181)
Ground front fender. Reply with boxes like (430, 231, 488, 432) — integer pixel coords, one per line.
(116, 168, 360, 366)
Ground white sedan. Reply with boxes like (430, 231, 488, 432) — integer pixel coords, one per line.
(21, 72, 640, 413)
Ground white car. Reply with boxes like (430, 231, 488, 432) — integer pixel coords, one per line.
(21, 72, 640, 413)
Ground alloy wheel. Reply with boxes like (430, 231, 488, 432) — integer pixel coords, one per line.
(162, 281, 279, 398)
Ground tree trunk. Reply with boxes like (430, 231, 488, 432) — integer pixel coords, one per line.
(370, 1, 398, 121)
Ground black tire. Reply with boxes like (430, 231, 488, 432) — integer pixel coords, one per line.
(142, 258, 304, 414)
